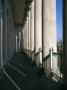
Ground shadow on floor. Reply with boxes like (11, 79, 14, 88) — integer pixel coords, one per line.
(0, 51, 63, 90)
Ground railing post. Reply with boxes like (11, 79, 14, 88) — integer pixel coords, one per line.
(49, 47, 53, 71)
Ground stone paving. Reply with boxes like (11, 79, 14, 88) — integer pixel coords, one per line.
(0, 51, 61, 90)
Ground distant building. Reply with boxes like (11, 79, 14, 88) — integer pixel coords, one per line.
(57, 40, 63, 54)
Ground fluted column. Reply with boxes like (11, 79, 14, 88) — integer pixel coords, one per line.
(23, 18, 29, 50)
(19, 31, 21, 50)
(28, 10, 31, 51)
(42, 0, 57, 73)
(30, 1, 34, 61)
(26, 17, 29, 50)
(30, 1, 34, 52)
(4, 0, 8, 66)
(16, 35, 18, 52)
(22, 23, 27, 49)
(34, 0, 42, 66)
(0, 0, 1, 70)
(0, 1, 3, 69)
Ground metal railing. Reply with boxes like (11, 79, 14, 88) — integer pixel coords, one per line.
(42, 52, 51, 76)
(22, 48, 31, 57)
(42, 48, 63, 83)
(35, 48, 42, 66)
(52, 52, 63, 79)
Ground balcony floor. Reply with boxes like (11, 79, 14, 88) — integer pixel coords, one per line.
(0, 51, 60, 90)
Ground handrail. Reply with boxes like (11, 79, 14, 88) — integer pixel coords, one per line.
(42, 53, 51, 75)
(35, 51, 40, 56)
(52, 71, 63, 81)
(42, 48, 63, 77)
(35, 48, 42, 56)
(49, 71, 63, 84)
(43, 54, 50, 62)
(22, 48, 31, 56)
(31, 50, 34, 54)
(22, 48, 31, 53)
(52, 52, 63, 56)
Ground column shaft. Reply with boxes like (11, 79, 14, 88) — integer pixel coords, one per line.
(26, 19, 28, 50)
(30, 1, 34, 61)
(30, 1, 34, 52)
(42, 0, 57, 74)
(43, 0, 57, 57)
(1, 10, 3, 68)
(23, 19, 28, 50)
(34, 0, 42, 65)
(28, 10, 31, 51)
(0, 0, 1, 70)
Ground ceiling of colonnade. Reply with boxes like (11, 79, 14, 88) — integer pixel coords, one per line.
(10, 0, 27, 25)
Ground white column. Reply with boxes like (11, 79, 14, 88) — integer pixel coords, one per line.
(0, 9, 3, 68)
(23, 19, 28, 50)
(0, 0, 1, 70)
(22, 29, 24, 49)
(42, 0, 57, 72)
(26, 17, 29, 50)
(30, 1, 34, 52)
(8, 18, 11, 58)
(0, 0, 5, 69)
(19, 31, 21, 50)
(10, 22, 13, 56)
(28, 10, 31, 51)
(16, 35, 18, 52)
(43, 0, 57, 56)
(22, 25, 26, 49)
(30, 1, 34, 61)
(34, 0, 42, 65)
(5, 0, 8, 65)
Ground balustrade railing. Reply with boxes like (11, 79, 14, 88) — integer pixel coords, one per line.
(23, 47, 63, 83)
(42, 53, 51, 76)
(22, 48, 31, 57)
(52, 52, 63, 78)
(35, 48, 42, 66)
(42, 48, 63, 83)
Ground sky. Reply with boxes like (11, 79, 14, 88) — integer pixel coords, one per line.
(56, 0, 63, 41)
